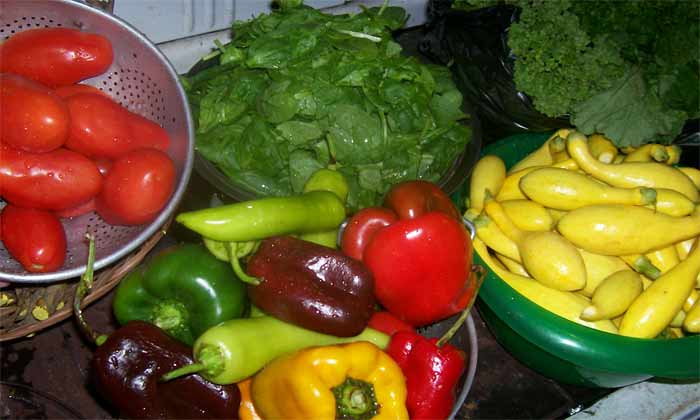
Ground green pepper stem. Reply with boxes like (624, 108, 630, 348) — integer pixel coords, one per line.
(227, 242, 261, 285)
(160, 363, 206, 382)
(73, 233, 109, 346)
(332, 377, 379, 420)
(436, 264, 486, 348)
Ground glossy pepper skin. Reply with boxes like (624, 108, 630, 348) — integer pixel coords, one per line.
(251, 341, 409, 420)
(386, 331, 466, 420)
(112, 243, 248, 345)
(342, 181, 474, 326)
(246, 235, 376, 337)
(91, 320, 240, 420)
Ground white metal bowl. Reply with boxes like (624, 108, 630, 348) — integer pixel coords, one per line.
(0, 0, 194, 284)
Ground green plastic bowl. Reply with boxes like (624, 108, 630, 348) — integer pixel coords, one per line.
(470, 133, 700, 388)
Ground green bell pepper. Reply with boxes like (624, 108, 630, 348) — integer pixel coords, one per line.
(112, 243, 248, 345)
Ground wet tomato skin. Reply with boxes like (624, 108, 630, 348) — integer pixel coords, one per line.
(1, 204, 67, 273)
(0, 144, 103, 211)
(0, 27, 113, 88)
(95, 148, 175, 226)
(0, 73, 70, 153)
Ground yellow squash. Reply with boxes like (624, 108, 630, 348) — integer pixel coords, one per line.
(519, 167, 656, 211)
(649, 188, 697, 217)
(580, 270, 643, 321)
(469, 155, 507, 211)
(471, 213, 522, 262)
(588, 134, 618, 164)
(676, 237, 697, 260)
(567, 131, 699, 202)
(509, 129, 571, 174)
(678, 167, 700, 190)
(496, 167, 535, 201)
(475, 239, 617, 333)
(664, 145, 682, 165)
(670, 310, 686, 328)
(619, 254, 661, 280)
(495, 252, 530, 277)
(578, 249, 630, 297)
(501, 199, 554, 231)
(557, 204, 700, 256)
(645, 246, 680, 275)
(622, 143, 669, 163)
(485, 198, 586, 291)
(683, 300, 700, 333)
(619, 241, 700, 338)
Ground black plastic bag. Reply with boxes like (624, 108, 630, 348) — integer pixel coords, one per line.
(419, 2, 569, 143)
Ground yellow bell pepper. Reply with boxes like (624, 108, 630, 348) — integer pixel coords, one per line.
(237, 379, 263, 420)
(251, 341, 409, 420)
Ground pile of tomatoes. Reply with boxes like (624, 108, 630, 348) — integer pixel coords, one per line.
(0, 27, 176, 273)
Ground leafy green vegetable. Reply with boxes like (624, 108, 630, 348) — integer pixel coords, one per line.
(453, 0, 699, 147)
(185, 2, 471, 211)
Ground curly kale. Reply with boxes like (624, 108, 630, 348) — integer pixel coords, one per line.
(454, 0, 700, 147)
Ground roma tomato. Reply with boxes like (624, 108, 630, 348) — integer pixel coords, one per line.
(54, 83, 111, 99)
(384, 180, 461, 221)
(0, 73, 70, 152)
(65, 93, 170, 159)
(95, 148, 175, 226)
(0, 27, 113, 88)
(340, 206, 397, 260)
(1, 204, 67, 273)
(363, 212, 473, 326)
(0, 145, 103, 211)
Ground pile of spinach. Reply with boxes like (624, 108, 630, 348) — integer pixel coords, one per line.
(184, 2, 472, 211)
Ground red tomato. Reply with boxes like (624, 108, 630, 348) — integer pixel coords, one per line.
(65, 93, 170, 159)
(0, 73, 70, 152)
(1, 204, 67, 273)
(54, 83, 111, 99)
(340, 207, 397, 260)
(127, 112, 171, 152)
(0, 27, 113, 88)
(0, 144, 103, 211)
(54, 198, 96, 219)
(384, 180, 461, 221)
(95, 148, 175, 226)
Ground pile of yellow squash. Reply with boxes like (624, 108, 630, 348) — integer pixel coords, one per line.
(466, 129, 700, 339)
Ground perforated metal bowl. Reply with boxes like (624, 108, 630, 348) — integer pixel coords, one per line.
(0, 0, 194, 284)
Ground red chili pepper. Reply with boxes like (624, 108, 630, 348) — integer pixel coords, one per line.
(386, 288, 483, 420)
(367, 311, 416, 336)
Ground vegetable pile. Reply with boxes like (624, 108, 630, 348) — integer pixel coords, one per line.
(453, 0, 700, 148)
(467, 128, 700, 339)
(184, 2, 472, 211)
(73, 165, 482, 420)
(0, 27, 176, 273)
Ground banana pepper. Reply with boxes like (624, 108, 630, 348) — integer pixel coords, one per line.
(251, 342, 409, 420)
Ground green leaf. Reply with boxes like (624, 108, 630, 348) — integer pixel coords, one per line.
(571, 70, 687, 147)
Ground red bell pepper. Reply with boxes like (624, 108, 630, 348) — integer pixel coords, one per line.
(386, 278, 483, 420)
(341, 180, 474, 326)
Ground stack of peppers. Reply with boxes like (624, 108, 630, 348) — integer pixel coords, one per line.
(71, 164, 481, 420)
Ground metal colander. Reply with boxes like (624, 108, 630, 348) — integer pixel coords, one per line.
(0, 0, 194, 284)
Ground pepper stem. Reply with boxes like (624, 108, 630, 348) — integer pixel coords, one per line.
(73, 232, 109, 346)
(227, 242, 261, 285)
(436, 264, 486, 348)
(332, 377, 379, 420)
(160, 363, 206, 382)
(160, 343, 226, 382)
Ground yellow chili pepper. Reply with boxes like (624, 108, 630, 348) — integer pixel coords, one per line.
(251, 341, 408, 420)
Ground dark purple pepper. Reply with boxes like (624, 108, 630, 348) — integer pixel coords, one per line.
(246, 235, 376, 337)
(91, 320, 240, 419)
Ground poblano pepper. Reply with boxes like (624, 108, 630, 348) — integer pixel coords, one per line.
(112, 243, 248, 345)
